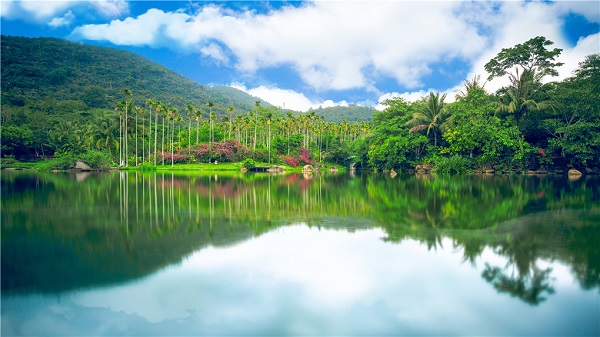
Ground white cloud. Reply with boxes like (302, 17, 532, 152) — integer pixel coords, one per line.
(554, 0, 600, 23)
(0, 0, 75, 21)
(70, 1, 599, 100)
(0, 0, 16, 18)
(90, 0, 129, 18)
(375, 86, 463, 111)
(71, 1, 487, 92)
(459, 1, 599, 94)
(200, 43, 229, 64)
(48, 10, 74, 27)
(229, 82, 348, 112)
(73, 9, 191, 46)
(19, 0, 73, 20)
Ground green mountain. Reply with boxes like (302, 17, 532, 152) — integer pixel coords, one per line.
(0, 35, 269, 118)
(308, 105, 375, 122)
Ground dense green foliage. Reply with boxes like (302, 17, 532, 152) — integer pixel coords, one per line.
(1, 35, 369, 167)
(360, 38, 599, 172)
(308, 105, 375, 122)
(1, 35, 598, 172)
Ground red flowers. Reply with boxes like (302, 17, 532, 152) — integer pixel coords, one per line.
(537, 148, 546, 157)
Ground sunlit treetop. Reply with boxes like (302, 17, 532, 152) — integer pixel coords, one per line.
(484, 36, 564, 81)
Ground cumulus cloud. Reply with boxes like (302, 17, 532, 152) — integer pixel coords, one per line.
(48, 10, 75, 28)
(0, 0, 74, 21)
(73, 9, 190, 46)
(69, 0, 598, 105)
(90, 0, 129, 18)
(455, 1, 599, 95)
(71, 1, 487, 92)
(0, 0, 15, 18)
(229, 82, 348, 112)
(554, 0, 600, 23)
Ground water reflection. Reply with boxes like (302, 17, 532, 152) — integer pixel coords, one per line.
(2, 226, 598, 336)
(1, 171, 599, 333)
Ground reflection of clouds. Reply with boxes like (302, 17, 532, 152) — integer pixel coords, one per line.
(3, 226, 598, 336)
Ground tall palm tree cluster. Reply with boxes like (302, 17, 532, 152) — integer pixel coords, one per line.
(82, 93, 370, 167)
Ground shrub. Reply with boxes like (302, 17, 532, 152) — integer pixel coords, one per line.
(34, 153, 75, 171)
(139, 162, 157, 171)
(242, 158, 256, 169)
(282, 156, 300, 167)
(297, 148, 313, 165)
(192, 140, 250, 163)
(159, 152, 191, 164)
(434, 155, 469, 174)
(82, 150, 110, 169)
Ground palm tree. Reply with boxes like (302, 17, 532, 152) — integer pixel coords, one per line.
(455, 75, 486, 102)
(253, 101, 260, 152)
(85, 111, 118, 163)
(115, 100, 132, 166)
(185, 104, 195, 157)
(407, 91, 450, 147)
(207, 101, 215, 160)
(495, 68, 555, 129)
(146, 99, 156, 163)
(194, 108, 203, 146)
(161, 103, 168, 165)
(169, 107, 178, 167)
(134, 106, 146, 165)
(227, 106, 235, 140)
(120, 89, 133, 167)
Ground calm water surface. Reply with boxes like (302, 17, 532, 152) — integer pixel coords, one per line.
(1, 171, 599, 336)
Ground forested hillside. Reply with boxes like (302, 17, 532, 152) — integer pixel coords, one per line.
(308, 105, 375, 122)
(0, 35, 268, 118)
(1, 35, 598, 174)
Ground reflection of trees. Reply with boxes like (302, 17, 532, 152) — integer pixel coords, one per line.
(1, 171, 598, 299)
(482, 263, 554, 305)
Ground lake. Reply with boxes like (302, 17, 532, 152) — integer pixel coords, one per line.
(1, 170, 599, 336)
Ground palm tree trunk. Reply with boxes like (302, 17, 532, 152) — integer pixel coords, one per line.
(161, 115, 165, 166)
(135, 110, 138, 166)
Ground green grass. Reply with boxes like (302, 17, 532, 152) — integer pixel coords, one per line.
(1, 162, 36, 169)
(1, 158, 346, 174)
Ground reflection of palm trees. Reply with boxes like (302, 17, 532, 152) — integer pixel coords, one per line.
(482, 263, 555, 305)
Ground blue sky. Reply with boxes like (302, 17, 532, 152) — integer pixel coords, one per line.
(1, 1, 598, 111)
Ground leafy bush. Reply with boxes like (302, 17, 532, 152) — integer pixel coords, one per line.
(297, 148, 313, 165)
(139, 162, 157, 171)
(82, 150, 110, 169)
(242, 158, 256, 169)
(159, 152, 191, 164)
(193, 140, 250, 163)
(34, 153, 75, 171)
(434, 155, 469, 174)
(282, 156, 300, 167)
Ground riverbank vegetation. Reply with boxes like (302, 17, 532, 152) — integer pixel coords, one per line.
(2, 36, 598, 173)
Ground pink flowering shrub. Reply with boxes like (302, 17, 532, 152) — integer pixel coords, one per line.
(159, 152, 191, 164)
(282, 156, 301, 167)
(192, 140, 250, 163)
(297, 148, 313, 165)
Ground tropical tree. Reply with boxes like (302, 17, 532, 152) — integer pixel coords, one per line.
(455, 75, 486, 102)
(194, 107, 203, 146)
(407, 91, 450, 146)
(484, 36, 563, 81)
(133, 106, 146, 165)
(253, 101, 260, 152)
(227, 106, 235, 140)
(186, 103, 196, 157)
(120, 89, 133, 167)
(208, 101, 215, 159)
(494, 68, 557, 130)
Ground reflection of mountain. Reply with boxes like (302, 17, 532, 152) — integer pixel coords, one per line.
(1, 171, 599, 299)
